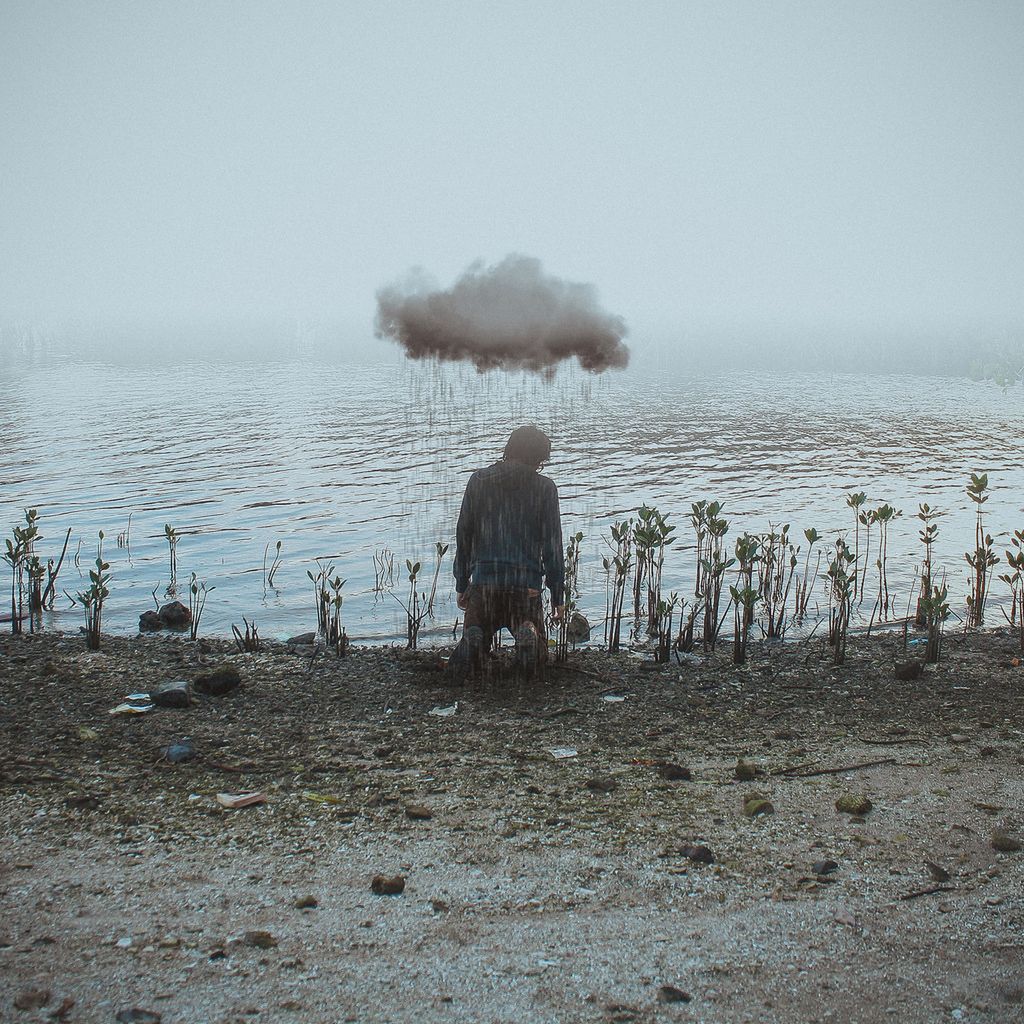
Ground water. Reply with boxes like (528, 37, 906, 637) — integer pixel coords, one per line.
(2, 356, 1022, 642)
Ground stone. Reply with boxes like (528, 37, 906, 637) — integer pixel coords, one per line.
(585, 777, 618, 794)
(138, 610, 163, 632)
(286, 632, 316, 646)
(242, 930, 277, 949)
(657, 763, 691, 781)
(926, 862, 951, 883)
(14, 988, 50, 1011)
(734, 759, 758, 781)
(991, 831, 1022, 853)
(681, 844, 715, 865)
(566, 611, 591, 643)
(158, 601, 191, 630)
(115, 1012, 162, 1024)
(194, 665, 241, 697)
(836, 793, 873, 815)
(657, 985, 691, 1004)
(371, 874, 405, 895)
(812, 860, 839, 876)
(743, 796, 774, 818)
(163, 739, 196, 764)
(894, 659, 924, 681)
(405, 804, 433, 820)
(294, 895, 318, 909)
(149, 680, 191, 708)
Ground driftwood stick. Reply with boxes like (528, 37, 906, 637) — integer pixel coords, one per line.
(776, 757, 897, 778)
(898, 884, 953, 902)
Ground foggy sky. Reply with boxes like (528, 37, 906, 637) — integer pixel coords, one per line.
(2, 1, 1024, 349)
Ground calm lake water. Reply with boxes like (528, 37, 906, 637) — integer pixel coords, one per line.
(1, 356, 1022, 643)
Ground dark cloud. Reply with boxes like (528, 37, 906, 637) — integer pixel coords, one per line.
(375, 255, 629, 376)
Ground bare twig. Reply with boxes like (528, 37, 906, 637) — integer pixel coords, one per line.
(776, 757, 897, 778)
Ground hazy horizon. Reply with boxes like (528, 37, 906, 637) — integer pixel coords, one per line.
(3, 2, 1024, 360)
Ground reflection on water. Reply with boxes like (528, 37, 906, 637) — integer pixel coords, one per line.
(1, 358, 1022, 642)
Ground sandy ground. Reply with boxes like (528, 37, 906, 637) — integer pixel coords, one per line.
(1, 628, 1022, 1024)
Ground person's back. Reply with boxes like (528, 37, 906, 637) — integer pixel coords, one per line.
(450, 426, 564, 680)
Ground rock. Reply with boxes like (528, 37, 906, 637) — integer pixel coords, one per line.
(149, 680, 191, 708)
(163, 739, 196, 764)
(657, 985, 691, 1004)
(743, 796, 774, 818)
(734, 759, 758, 781)
(286, 632, 316, 646)
(158, 601, 191, 630)
(194, 664, 241, 696)
(836, 793, 873, 815)
(949, 733, 968, 744)
(242, 929, 277, 949)
(371, 874, 405, 895)
(64, 793, 101, 811)
(812, 860, 839, 876)
(657, 763, 691, 781)
(894, 659, 924, 681)
(926, 861, 951, 882)
(566, 611, 591, 643)
(115, 1012, 162, 1024)
(294, 895, 318, 909)
(681, 844, 714, 865)
(290, 645, 317, 658)
(138, 610, 163, 632)
(585, 777, 618, 794)
(991, 831, 1022, 853)
(405, 804, 433, 820)
(14, 988, 50, 1011)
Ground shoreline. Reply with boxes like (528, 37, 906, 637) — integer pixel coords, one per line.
(1, 628, 1022, 1022)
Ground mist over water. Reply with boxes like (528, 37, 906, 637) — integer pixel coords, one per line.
(2, 356, 1022, 643)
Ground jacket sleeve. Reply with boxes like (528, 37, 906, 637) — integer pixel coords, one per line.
(453, 474, 476, 593)
(541, 480, 565, 606)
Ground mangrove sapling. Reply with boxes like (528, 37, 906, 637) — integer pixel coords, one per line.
(187, 573, 214, 641)
(72, 532, 110, 651)
(632, 506, 675, 635)
(553, 532, 584, 662)
(825, 538, 856, 665)
(757, 523, 795, 639)
(654, 593, 680, 663)
(998, 530, 1024, 653)
(919, 584, 950, 664)
(603, 520, 632, 653)
(232, 618, 262, 653)
(263, 540, 283, 590)
(700, 508, 732, 650)
(689, 500, 723, 601)
(39, 526, 72, 612)
(163, 524, 179, 594)
(872, 504, 902, 619)
(794, 528, 821, 622)
(116, 512, 132, 550)
(731, 533, 760, 664)
(3, 511, 39, 634)
(308, 560, 348, 652)
(325, 575, 348, 654)
(425, 541, 451, 618)
(914, 504, 945, 627)
(965, 473, 1000, 628)
(846, 492, 868, 599)
(372, 548, 396, 592)
(393, 559, 429, 650)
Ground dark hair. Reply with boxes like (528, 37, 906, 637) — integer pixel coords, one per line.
(503, 425, 551, 468)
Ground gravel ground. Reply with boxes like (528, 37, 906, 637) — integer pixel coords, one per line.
(1, 628, 1022, 1024)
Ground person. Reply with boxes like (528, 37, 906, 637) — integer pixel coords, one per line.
(449, 425, 565, 680)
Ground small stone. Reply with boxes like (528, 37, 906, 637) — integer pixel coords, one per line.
(158, 601, 191, 630)
(285, 632, 316, 646)
(812, 860, 839, 876)
(743, 796, 774, 818)
(657, 985, 691, 1004)
(138, 610, 163, 632)
(430, 899, 449, 913)
(836, 793, 873, 815)
(657, 763, 691, 781)
(294, 895, 318, 909)
(926, 862, 951, 883)
(14, 988, 50, 1011)
(734, 759, 758, 781)
(566, 611, 591, 642)
(116, 1011, 162, 1024)
(63, 793, 100, 811)
(680, 844, 714, 865)
(149, 680, 191, 708)
(894, 659, 924, 681)
(163, 739, 196, 764)
(991, 831, 1022, 853)
(157, 936, 180, 948)
(585, 777, 618, 794)
(194, 665, 241, 697)
(242, 929, 277, 949)
(371, 874, 405, 895)
(949, 733, 968, 744)
(405, 804, 433, 820)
